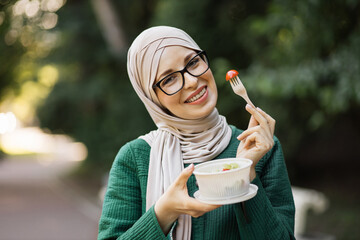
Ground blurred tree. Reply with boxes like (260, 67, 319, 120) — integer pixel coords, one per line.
(90, 0, 126, 57)
(0, 2, 22, 100)
(36, 0, 157, 177)
(235, 0, 360, 172)
(0, 1, 354, 237)
(2, 0, 359, 182)
(0, 0, 64, 124)
(152, 0, 360, 176)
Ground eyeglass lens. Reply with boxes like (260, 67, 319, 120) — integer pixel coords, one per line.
(159, 52, 209, 95)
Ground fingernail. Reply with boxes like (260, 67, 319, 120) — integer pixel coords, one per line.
(246, 104, 252, 109)
(257, 107, 262, 112)
(186, 164, 194, 171)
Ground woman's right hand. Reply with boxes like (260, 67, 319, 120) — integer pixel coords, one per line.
(154, 164, 221, 234)
(236, 104, 276, 180)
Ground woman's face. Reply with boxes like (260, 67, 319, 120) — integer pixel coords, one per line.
(154, 46, 218, 120)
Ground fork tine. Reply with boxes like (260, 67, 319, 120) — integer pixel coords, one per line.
(233, 77, 237, 85)
(231, 76, 239, 85)
(232, 76, 242, 86)
(229, 75, 255, 108)
(233, 78, 236, 85)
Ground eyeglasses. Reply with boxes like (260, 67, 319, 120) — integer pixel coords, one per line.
(153, 51, 210, 96)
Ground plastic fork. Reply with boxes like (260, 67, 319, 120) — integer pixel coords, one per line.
(226, 70, 255, 108)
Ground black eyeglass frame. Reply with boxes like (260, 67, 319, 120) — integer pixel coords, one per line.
(152, 50, 210, 96)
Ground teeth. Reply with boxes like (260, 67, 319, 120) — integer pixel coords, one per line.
(186, 88, 206, 103)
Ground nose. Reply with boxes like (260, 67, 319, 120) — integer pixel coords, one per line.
(183, 72, 198, 90)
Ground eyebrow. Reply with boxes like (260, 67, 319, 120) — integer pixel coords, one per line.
(157, 69, 173, 82)
(156, 52, 197, 82)
(184, 52, 196, 63)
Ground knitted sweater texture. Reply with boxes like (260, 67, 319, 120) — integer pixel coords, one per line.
(98, 126, 295, 239)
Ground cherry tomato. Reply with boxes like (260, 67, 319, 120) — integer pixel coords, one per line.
(226, 70, 239, 81)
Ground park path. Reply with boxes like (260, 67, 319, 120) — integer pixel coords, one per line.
(0, 156, 102, 240)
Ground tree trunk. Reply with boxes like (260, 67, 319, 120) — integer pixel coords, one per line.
(90, 0, 127, 57)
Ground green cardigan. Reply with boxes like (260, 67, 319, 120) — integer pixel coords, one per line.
(98, 125, 295, 239)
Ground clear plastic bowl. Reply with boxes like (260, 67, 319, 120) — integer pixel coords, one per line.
(193, 158, 253, 200)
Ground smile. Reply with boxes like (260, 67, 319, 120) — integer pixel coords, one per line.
(185, 87, 208, 104)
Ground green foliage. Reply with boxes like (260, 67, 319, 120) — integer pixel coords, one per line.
(2, 0, 360, 179)
(241, 0, 360, 155)
(36, 0, 155, 175)
(1, 1, 359, 237)
(0, 3, 26, 100)
(152, 0, 360, 157)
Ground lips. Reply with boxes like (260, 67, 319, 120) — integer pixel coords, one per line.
(185, 86, 207, 103)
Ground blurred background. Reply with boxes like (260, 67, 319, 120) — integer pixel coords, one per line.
(0, 0, 359, 239)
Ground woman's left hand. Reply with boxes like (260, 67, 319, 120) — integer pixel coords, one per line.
(154, 164, 221, 234)
(236, 104, 276, 180)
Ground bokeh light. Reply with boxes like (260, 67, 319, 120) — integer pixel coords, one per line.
(25, 0, 40, 18)
(0, 112, 17, 134)
(41, 12, 57, 29)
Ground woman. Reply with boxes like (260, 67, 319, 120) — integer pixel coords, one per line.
(98, 26, 295, 240)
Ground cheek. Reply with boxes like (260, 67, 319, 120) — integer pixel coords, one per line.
(207, 75, 217, 96)
(157, 92, 181, 111)
(166, 97, 181, 110)
(204, 71, 216, 86)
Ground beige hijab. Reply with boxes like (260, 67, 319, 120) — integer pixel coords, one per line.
(127, 26, 232, 239)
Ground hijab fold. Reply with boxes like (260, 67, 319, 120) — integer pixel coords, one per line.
(127, 26, 232, 239)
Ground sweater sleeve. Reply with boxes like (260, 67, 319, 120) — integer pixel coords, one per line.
(97, 142, 168, 240)
(234, 137, 296, 239)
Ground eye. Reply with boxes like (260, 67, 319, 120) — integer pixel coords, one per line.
(187, 56, 200, 69)
(161, 74, 177, 87)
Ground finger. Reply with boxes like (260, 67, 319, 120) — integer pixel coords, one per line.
(238, 122, 273, 144)
(245, 104, 270, 130)
(175, 164, 194, 187)
(256, 107, 276, 136)
(248, 115, 258, 128)
(245, 105, 273, 140)
(237, 126, 262, 141)
(255, 108, 275, 140)
(256, 120, 273, 143)
(256, 124, 274, 145)
(242, 130, 272, 149)
(242, 132, 262, 149)
(253, 106, 275, 137)
(243, 131, 274, 152)
(241, 134, 253, 149)
(185, 197, 221, 213)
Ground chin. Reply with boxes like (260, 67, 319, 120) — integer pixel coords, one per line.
(185, 103, 217, 120)
(193, 97, 217, 119)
